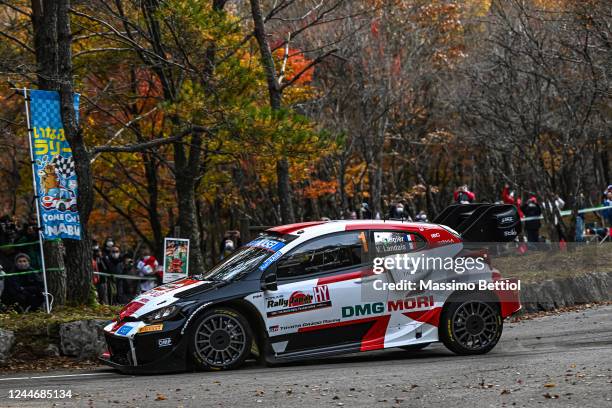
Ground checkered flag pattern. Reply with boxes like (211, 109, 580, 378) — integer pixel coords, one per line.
(52, 155, 76, 179)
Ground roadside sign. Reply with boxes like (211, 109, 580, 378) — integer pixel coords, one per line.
(163, 237, 189, 283)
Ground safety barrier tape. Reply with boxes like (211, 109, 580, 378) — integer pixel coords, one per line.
(521, 205, 612, 222)
(0, 239, 60, 250)
(0, 269, 157, 280)
(0, 267, 64, 277)
(93, 271, 157, 281)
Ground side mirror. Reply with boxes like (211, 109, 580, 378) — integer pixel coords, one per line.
(261, 272, 278, 291)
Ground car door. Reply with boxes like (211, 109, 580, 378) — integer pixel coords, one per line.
(371, 230, 442, 347)
(263, 230, 390, 357)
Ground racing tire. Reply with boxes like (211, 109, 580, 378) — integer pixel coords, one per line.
(439, 293, 503, 355)
(399, 342, 431, 351)
(188, 307, 252, 371)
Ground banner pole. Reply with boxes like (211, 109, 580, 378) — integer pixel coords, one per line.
(23, 87, 51, 314)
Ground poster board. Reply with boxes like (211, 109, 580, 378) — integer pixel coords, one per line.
(163, 238, 189, 283)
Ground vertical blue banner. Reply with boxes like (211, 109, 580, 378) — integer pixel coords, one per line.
(28, 89, 81, 240)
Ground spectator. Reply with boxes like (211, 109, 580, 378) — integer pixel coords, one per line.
(454, 185, 475, 204)
(0, 215, 18, 246)
(349, 211, 357, 220)
(92, 241, 109, 304)
(137, 246, 159, 293)
(415, 211, 428, 222)
(546, 194, 566, 241)
(390, 202, 411, 220)
(521, 195, 542, 245)
(1, 253, 44, 312)
(603, 189, 612, 227)
(14, 222, 41, 271)
(102, 237, 115, 258)
(120, 253, 138, 303)
(360, 202, 372, 219)
(220, 239, 235, 260)
(575, 193, 588, 242)
(502, 184, 524, 218)
(103, 245, 123, 304)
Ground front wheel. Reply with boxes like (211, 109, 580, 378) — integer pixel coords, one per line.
(189, 307, 252, 370)
(439, 294, 503, 355)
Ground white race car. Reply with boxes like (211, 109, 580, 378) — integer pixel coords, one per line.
(101, 204, 522, 373)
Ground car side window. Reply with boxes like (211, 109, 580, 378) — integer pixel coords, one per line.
(276, 231, 367, 279)
(372, 231, 426, 257)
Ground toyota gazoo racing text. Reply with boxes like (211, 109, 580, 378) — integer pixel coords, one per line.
(101, 203, 522, 373)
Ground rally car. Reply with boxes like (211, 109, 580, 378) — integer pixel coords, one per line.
(41, 187, 77, 212)
(101, 203, 522, 373)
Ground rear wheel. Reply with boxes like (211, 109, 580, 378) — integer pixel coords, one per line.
(439, 293, 502, 355)
(189, 307, 252, 370)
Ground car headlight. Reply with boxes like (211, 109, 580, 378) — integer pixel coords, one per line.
(140, 301, 197, 324)
(141, 305, 180, 324)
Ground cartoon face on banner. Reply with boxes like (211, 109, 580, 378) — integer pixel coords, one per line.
(163, 238, 190, 283)
(28, 90, 81, 240)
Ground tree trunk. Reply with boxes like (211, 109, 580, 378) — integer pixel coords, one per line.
(276, 158, 296, 224)
(30, 0, 68, 304)
(173, 129, 205, 274)
(249, 0, 295, 224)
(31, 0, 58, 90)
(143, 152, 164, 258)
(43, 240, 66, 304)
(56, 0, 93, 304)
(368, 162, 383, 219)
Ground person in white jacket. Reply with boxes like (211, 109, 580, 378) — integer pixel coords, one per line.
(137, 247, 159, 293)
(547, 195, 566, 241)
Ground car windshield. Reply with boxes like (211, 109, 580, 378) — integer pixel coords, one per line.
(199, 234, 292, 281)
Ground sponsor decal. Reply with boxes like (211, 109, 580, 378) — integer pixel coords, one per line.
(266, 285, 331, 317)
(158, 338, 172, 347)
(387, 296, 435, 311)
(268, 318, 341, 333)
(259, 250, 283, 271)
(139, 324, 164, 333)
(247, 238, 285, 252)
(245, 237, 287, 271)
(342, 302, 385, 318)
(313, 285, 329, 303)
(430, 233, 440, 238)
(116, 325, 135, 336)
(343, 296, 435, 318)
(437, 239, 455, 244)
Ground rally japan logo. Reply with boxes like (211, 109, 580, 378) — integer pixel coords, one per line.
(266, 285, 331, 317)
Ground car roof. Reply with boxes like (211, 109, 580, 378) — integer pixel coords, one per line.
(266, 220, 461, 245)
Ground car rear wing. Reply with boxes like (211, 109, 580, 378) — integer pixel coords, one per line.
(433, 203, 521, 242)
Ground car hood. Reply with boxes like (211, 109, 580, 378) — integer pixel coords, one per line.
(118, 278, 218, 320)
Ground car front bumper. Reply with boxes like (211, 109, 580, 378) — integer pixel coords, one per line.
(100, 319, 190, 374)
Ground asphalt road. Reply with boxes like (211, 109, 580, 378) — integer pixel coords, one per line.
(1, 305, 611, 408)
